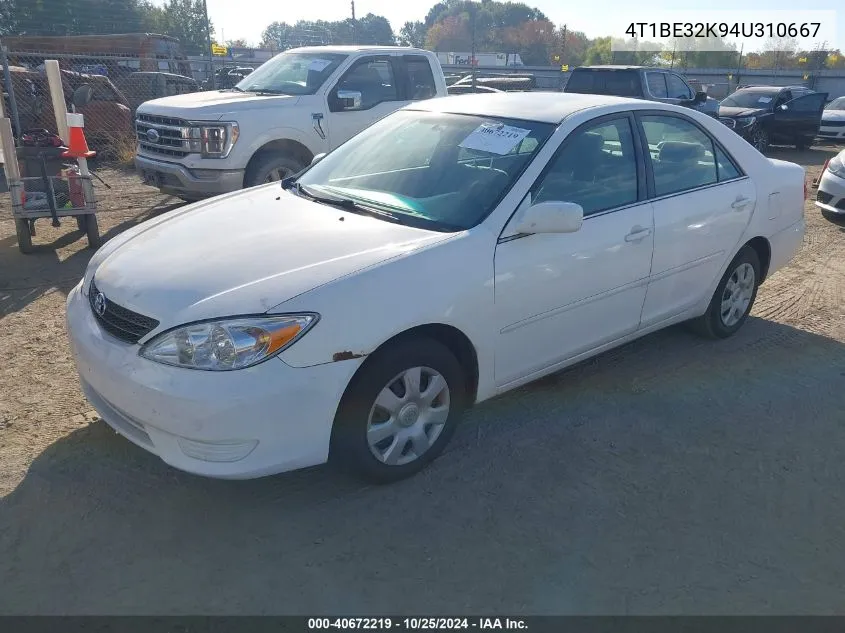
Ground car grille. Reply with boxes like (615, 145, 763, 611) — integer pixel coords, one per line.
(719, 118, 737, 129)
(136, 113, 192, 158)
(817, 191, 833, 204)
(88, 279, 160, 344)
(822, 120, 845, 127)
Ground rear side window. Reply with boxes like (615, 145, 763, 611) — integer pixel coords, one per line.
(715, 146, 741, 181)
(404, 56, 437, 100)
(566, 70, 640, 97)
(646, 73, 668, 98)
(639, 115, 718, 196)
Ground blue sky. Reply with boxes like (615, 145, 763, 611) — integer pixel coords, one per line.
(192, 0, 843, 52)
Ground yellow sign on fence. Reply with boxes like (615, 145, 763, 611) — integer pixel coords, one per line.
(211, 44, 228, 56)
(561, 64, 569, 72)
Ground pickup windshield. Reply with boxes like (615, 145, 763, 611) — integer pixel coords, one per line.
(235, 52, 347, 95)
(295, 110, 554, 232)
(721, 90, 780, 108)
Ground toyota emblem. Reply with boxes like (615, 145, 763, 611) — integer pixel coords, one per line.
(146, 128, 160, 143)
(94, 292, 107, 317)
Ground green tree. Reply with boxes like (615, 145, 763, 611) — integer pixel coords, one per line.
(261, 15, 393, 50)
(398, 21, 427, 47)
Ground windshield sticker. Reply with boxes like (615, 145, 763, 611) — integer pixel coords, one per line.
(459, 123, 531, 155)
(758, 97, 773, 103)
(308, 59, 334, 72)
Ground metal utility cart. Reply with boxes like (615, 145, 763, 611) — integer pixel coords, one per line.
(1, 84, 100, 254)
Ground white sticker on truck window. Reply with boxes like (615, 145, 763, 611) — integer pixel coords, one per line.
(459, 123, 531, 155)
(308, 59, 334, 72)
(758, 97, 773, 103)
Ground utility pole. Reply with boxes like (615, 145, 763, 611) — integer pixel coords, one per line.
(470, 2, 477, 90)
(351, 1, 356, 45)
(202, 0, 215, 89)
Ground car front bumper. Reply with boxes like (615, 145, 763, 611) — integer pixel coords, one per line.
(817, 124, 845, 142)
(815, 168, 845, 215)
(66, 282, 361, 479)
(135, 153, 244, 199)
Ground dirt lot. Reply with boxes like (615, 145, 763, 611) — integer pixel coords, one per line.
(2, 148, 845, 614)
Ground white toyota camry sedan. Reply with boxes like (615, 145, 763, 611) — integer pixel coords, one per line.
(67, 93, 806, 483)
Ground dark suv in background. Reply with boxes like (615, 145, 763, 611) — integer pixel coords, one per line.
(718, 85, 828, 152)
(563, 65, 720, 117)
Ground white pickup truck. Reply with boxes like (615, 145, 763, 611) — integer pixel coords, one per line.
(134, 46, 448, 199)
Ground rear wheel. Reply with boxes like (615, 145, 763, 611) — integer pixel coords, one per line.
(689, 246, 761, 339)
(330, 339, 467, 483)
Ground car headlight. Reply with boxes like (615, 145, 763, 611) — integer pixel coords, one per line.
(139, 314, 318, 371)
(827, 154, 845, 179)
(736, 116, 756, 127)
(187, 121, 239, 158)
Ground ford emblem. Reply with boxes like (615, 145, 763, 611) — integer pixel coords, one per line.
(94, 292, 107, 317)
(146, 128, 160, 143)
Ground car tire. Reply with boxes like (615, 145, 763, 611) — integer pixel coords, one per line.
(750, 128, 769, 153)
(330, 338, 467, 484)
(244, 153, 307, 188)
(689, 246, 761, 339)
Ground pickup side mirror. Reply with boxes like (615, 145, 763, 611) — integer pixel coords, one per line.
(336, 89, 362, 111)
(72, 84, 93, 109)
(311, 152, 326, 166)
(513, 201, 584, 235)
(693, 90, 707, 105)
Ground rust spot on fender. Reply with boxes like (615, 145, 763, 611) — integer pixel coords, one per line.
(332, 350, 366, 362)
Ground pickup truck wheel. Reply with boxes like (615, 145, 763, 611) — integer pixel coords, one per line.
(244, 154, 307, 187)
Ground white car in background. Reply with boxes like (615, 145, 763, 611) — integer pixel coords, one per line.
(66, 93, 806, 483)
(816, 148, 845, 219)
(818, 96, 845, 142)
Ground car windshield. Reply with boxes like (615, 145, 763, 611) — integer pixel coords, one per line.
(235, 52, 347, 95)
(825, 97, 845, 110)
(721, 90, 779, 108)
(295, 110, 554, 232)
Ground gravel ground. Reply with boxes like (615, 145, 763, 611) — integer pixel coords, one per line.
(1, 149, 845, 615)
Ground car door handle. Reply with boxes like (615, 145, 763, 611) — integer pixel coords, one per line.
(731, 196, 751, 210)
(624, 227, 652, 242)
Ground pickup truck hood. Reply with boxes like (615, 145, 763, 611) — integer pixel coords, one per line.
(137, 90, 300, 120)
(718, 106, 767, 118)
(91, 186, 450, 329)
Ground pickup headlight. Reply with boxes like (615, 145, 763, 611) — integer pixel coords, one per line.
(140, 314, 318, 371)
(827, 154, 845, 179)
(735, 116, 756, 127)
(187, 121, 239, 158)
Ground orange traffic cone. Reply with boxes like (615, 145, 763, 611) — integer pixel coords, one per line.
(63, 112, 96, 159)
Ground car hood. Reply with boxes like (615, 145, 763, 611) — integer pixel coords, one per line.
(137, 90, 301, 120)
(822, 110, 845, 122)
(91, 186, 451, 329)
(718, 106, 768, 118)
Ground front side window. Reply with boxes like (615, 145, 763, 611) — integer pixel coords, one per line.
(667, 74, 693, 99)
(639, 115, 717, 196)
(235, 51, 346, 95)
(330, 57, 398, 111)
(646, 73, 668, 99)
(533, 117, 639, 215)
(296, 110, 554, 231)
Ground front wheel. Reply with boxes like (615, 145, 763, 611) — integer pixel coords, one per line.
(750, 127, 769, 153)
(243, 153, 307, 188)
(330, 339, 467, 483)
(689, 246, 761, 339)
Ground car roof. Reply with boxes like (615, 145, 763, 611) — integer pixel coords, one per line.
(574, 65, 661, 71)
(285, 45, 429, 55)
(410, 91, 652, 124)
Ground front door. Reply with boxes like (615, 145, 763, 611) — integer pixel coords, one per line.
(325, 55, 409, 149)
(636, 112, 756, 326)
(494, 114, 654, 386)
(775, 93, 829, 142)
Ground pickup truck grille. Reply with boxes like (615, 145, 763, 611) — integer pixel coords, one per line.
(136, 113, 192, 158)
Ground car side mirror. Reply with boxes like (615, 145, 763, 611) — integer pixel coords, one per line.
(336, 89, 362, 110)
(311, 153, 326, 166)
(513, 201, 584, 235)
(779, 104, 789, 111)
(72, 84, 93, 109)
